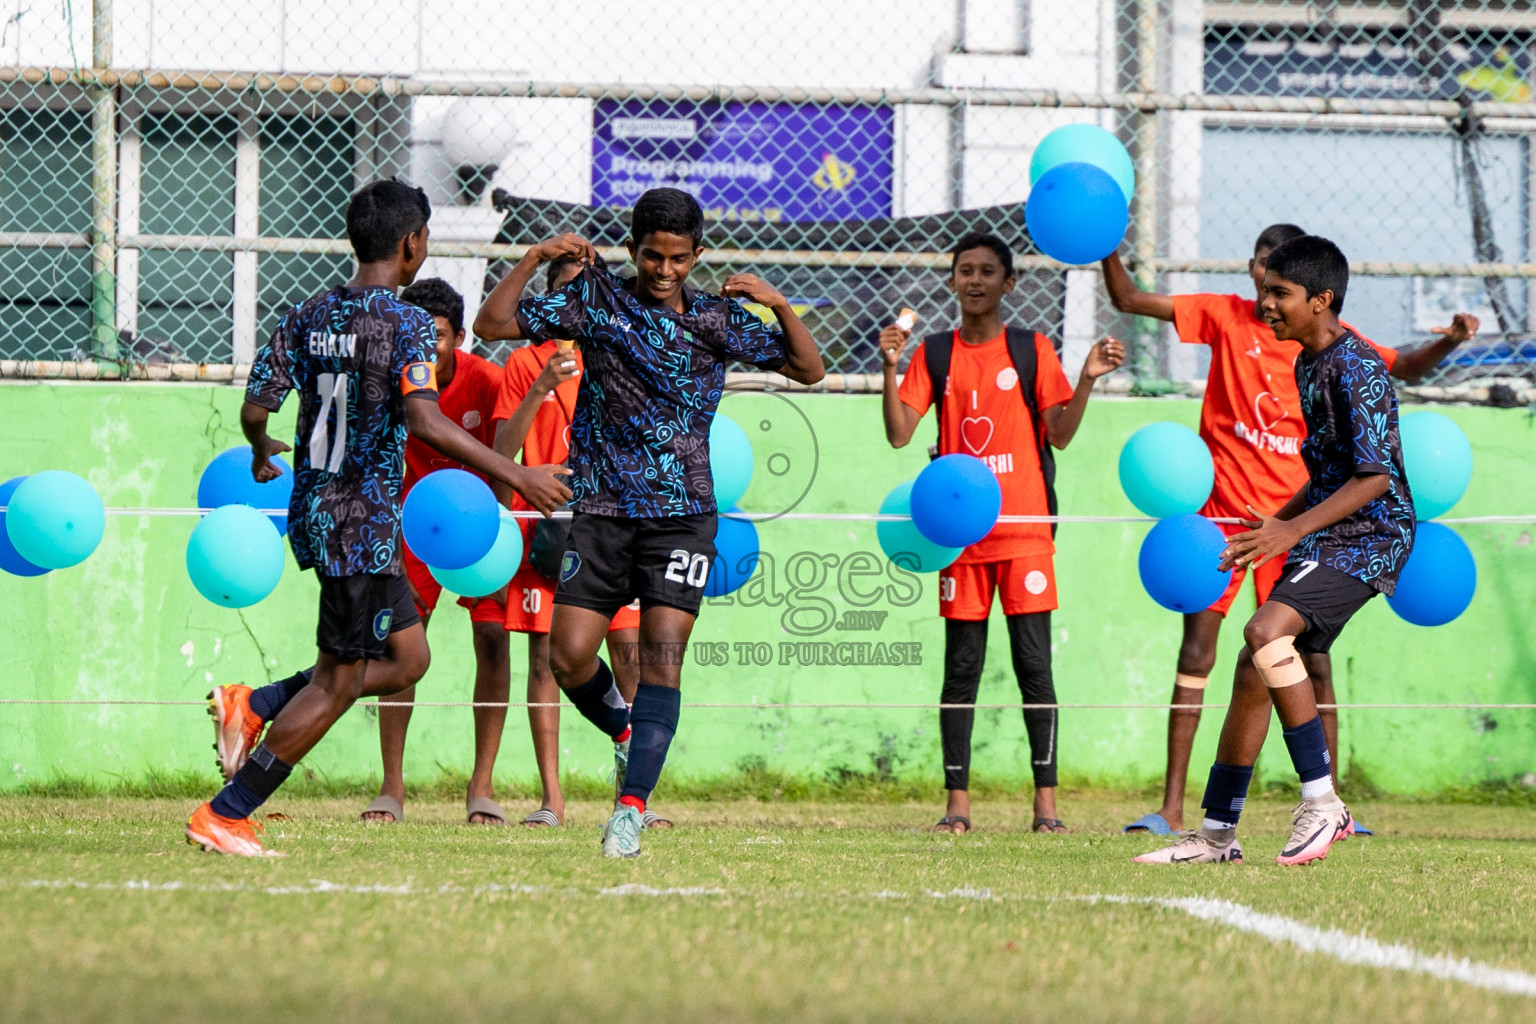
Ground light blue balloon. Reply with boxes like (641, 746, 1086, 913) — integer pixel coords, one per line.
(710, 414, 754, 509)
(876, 481, 962, 573)
(186, 504, 285, 608)
(430, 513, 524, 598)
(1400, 411, 1473, 520)
(1387, 521, 1476, 627)
(911, 454, 1002, 549)
(704, 510, 760, 597)
(1029, 123, 1135, 204)
(1138, 514, 1232, 614)
(5, 469, 105, 569)
(1118, 422, 1214, 518)
(1024, 162, 1130, 266)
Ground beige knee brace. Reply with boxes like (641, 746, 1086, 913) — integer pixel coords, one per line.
(1174, 673, 1209, 691)
(1253, 636, 1309, 689)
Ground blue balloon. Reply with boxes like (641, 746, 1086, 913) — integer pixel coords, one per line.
(1029, 123, 1135, 204)
(1387, 521, 1476, 627)
(430, 513, 524, 598)
(1138, 514, 1233, 614)
(401, 469, 500, 570)
(710, 414, 754, 509)
(1400, 411, 1473, 520)
(0, 477, 49, 577)
(1024, 162, 1130, 265)
(1118, 422, 1215, 518)
(197, 445, 294, 536)
(876, 480, 962, 573)
(705, 510, 760, 597)
(5, 469, 105, 569)
(911, 454, 1002, 549)
(186, 504, 285, 608)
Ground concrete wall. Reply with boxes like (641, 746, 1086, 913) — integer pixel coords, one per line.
(2, 381, 1534, 793)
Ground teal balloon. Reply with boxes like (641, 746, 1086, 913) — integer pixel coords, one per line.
(1118, 422, 1214, 518)
(710, 414, 754, 509)
(877, 481, 962, 573)
(1029, 123, 1135, 204)
(430, 513, 524, 598)
(186, 504, 285, 608)
(1400, 411, 1472, 520)
(5, 469, 105, 569)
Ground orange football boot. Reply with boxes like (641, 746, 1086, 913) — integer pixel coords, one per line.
(208, 684, 264, 780)
(185, 802, 282, 857)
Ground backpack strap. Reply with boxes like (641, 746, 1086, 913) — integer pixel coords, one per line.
(921, 330, 953, 459)
(1004, 327, 1059, 537)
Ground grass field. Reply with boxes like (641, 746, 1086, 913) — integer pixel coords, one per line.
(3, 791, 1536, 1023)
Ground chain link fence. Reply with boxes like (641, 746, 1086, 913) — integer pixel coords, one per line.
(3, 1, 1536, 394)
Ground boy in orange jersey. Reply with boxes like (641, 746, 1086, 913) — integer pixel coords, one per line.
(1103, 225, 1477, 835)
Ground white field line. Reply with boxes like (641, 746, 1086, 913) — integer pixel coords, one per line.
(5, 879, 1535, 997)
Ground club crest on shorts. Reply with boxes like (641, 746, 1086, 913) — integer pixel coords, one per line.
(373, 608, 392, 640)
(559, 551, 581, 583)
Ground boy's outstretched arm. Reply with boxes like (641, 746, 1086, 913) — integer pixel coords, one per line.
(877, 321, 923, 448)
(405, 395, 572, 515)
(720, 274, 826, 385)
(1100, 252, 1176, 322)
(474, 233, 598, 342)
(239, 401, 292, 483)
(1043, 337, 1125, 450)
(1218, 473, 1390, 572)
(1389, 313, 1480, 383)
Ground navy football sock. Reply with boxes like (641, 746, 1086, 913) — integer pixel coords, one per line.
(1200, 762, 1255, 827)
(209, 744, 293, 820)
(248, 668, 313, 722)
(1282, 716, 1334, 797)
(619, 683, 680, 806)
(562, 659, 630, 740)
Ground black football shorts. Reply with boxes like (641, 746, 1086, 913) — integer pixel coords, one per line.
(315, 572, 422, 660)
(1264, 560, 1378, 654)
(554, 512, 718, 618)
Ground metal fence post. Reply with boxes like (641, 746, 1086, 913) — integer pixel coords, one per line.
(1130, 0, 1172, 393)
(88, 0, 118, 364)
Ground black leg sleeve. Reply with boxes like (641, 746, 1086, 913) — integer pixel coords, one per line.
(940, 618, 988, 792)
(1006, 612, 1057, 789)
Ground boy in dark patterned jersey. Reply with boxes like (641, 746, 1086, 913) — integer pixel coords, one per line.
(475, 187, 825, 857)
(1136, 236, 1415, 868)
(186, 181, 571, 857)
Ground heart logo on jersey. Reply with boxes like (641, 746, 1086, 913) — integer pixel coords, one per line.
(1254, 391, 1286, 431)
(960, 416, 994, 454)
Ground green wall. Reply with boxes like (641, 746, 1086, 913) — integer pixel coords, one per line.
(2, 381, 1534, 793)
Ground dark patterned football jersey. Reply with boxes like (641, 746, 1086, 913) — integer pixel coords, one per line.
(515, 265, 787, 517)
(1292, 330, 1415, 595)
(245, 285, 438, 576)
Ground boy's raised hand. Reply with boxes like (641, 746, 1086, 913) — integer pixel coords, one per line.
(1081, 336, 1125, 380)
(878, 322, 910, 369)
(535, 348, 580, 393)
(720, 273, 786, 309)
(1431, 312, 1480, 345)
(532, 233, 598, 267)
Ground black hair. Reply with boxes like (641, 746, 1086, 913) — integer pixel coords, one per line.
(1265, 235, 1348, 315)
(949, 232, 1015, 278)
(1254, 223, 1306, 255)
(346, 180, 431, 264)
(546, 252, 607, 292)
(631, 187, 704, 247)
(399, 277, 464, 335)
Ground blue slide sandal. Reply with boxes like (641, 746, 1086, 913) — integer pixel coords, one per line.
(1123, 813, 1173, 835)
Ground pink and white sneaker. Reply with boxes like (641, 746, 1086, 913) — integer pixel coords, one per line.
(1133, 831, 1244, 865)
(1275, 797, 1352, 866)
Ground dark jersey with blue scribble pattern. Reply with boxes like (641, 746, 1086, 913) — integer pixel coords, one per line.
(245, 285, 437, 576)
(1292, 330, 1415, 595)
(516, 266, 788, 517)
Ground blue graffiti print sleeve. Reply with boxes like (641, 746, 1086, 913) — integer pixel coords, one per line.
(515, 266, 788, 517)
(1292, 331, 1416, 595)
(244, 285, 437, 577)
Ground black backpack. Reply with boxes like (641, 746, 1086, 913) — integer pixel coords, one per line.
(922, 327, 1058, 536)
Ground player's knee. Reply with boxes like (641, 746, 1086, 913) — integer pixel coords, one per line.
(1242, 616, 1287, 652)
(1176, 637, 1217, 677)
(472, 624, 509, 665)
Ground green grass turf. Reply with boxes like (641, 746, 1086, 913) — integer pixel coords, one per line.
(3, 791, 1535, 1023)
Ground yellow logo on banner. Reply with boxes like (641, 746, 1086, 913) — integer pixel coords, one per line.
(811, 152, 857, 193)
(1457, 48, 1533, 104)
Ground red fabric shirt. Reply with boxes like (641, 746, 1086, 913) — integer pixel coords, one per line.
(897, 330, 1075, 562)
(402, 349, 502, 490)
(1172, 294, 1399, 519)
(492, 341, 582, 517)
